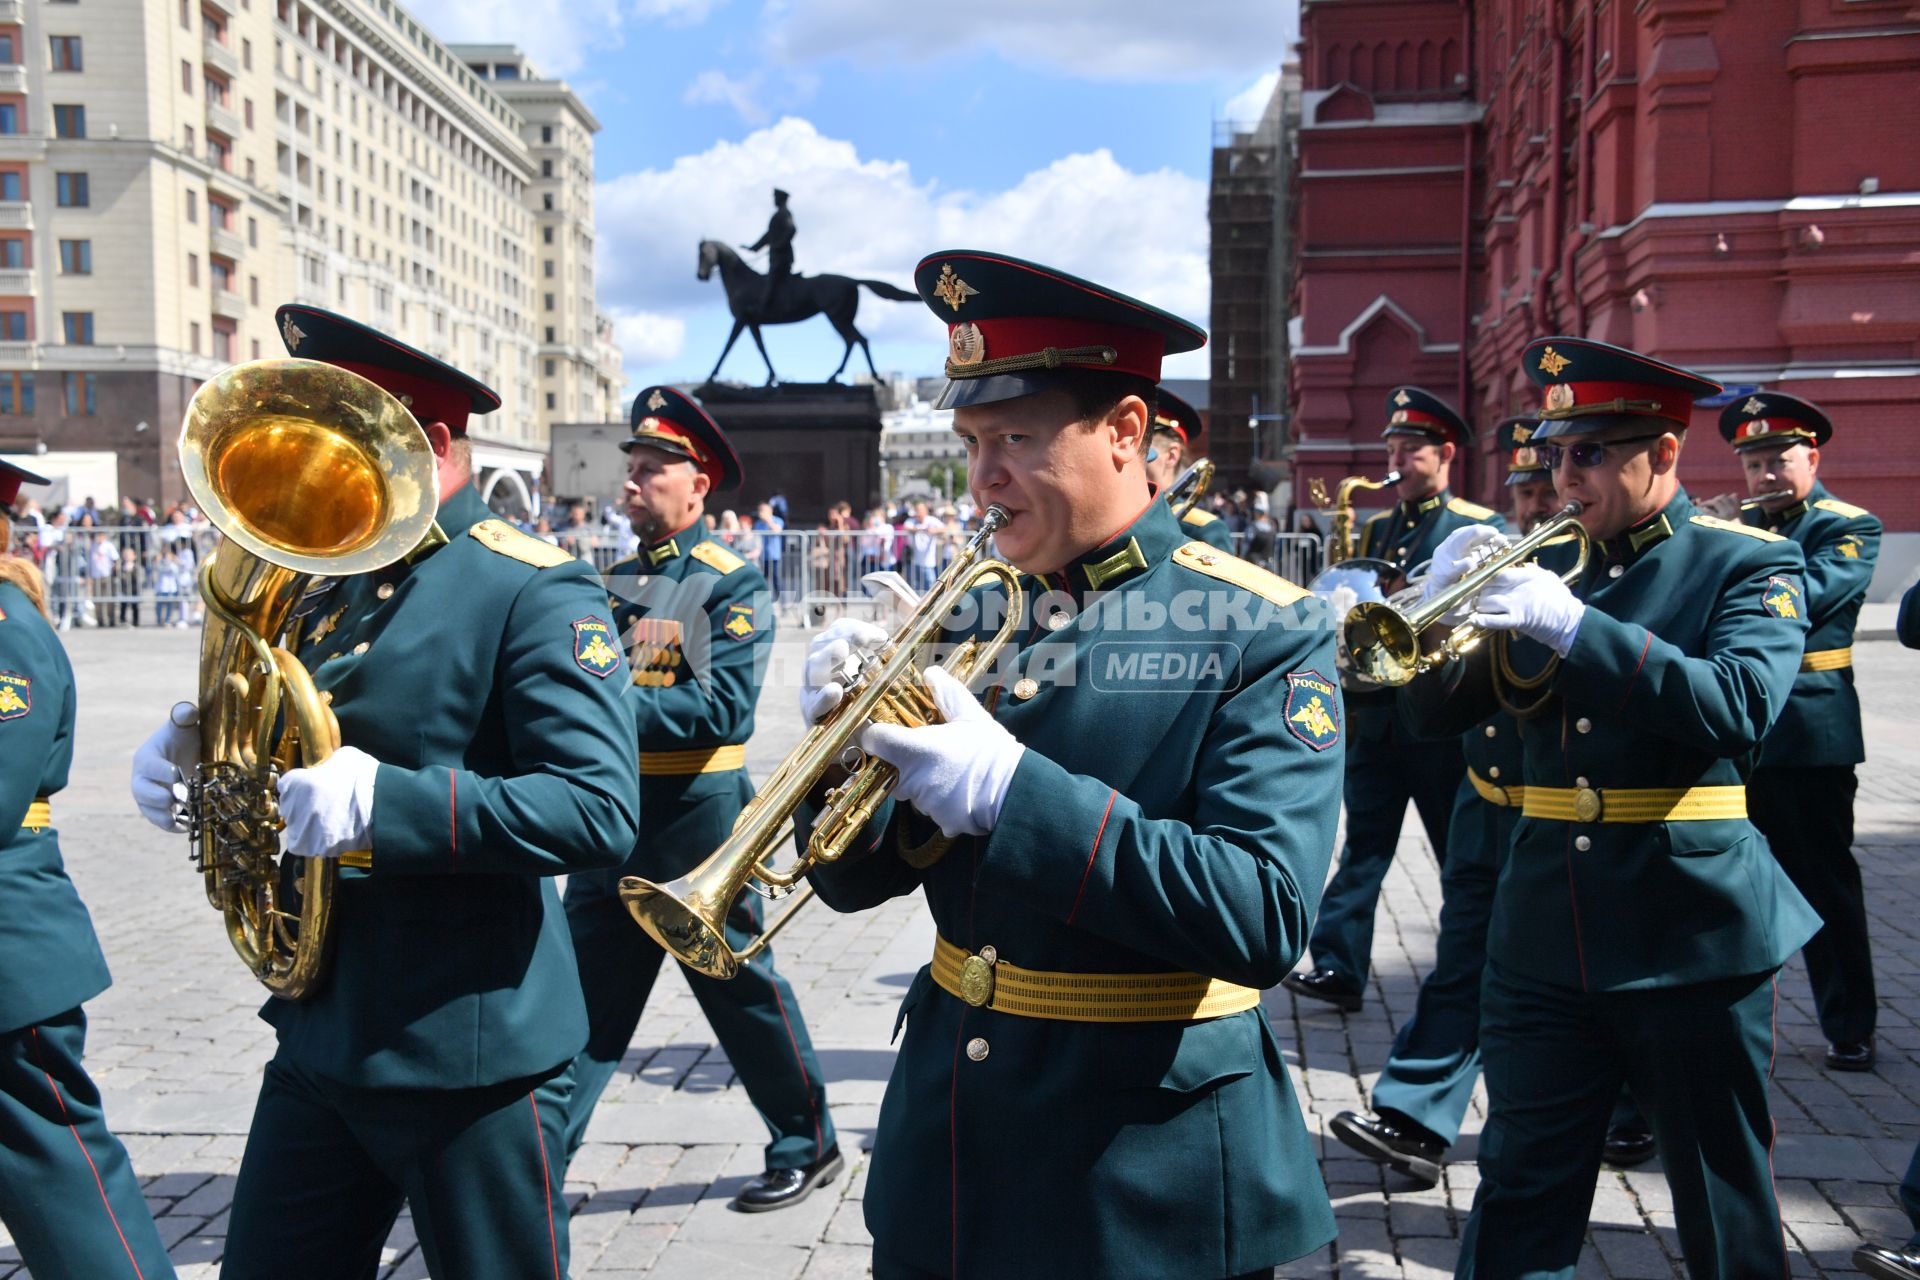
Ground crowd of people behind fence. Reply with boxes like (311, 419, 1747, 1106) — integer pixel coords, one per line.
(3, 483, 1318, 628)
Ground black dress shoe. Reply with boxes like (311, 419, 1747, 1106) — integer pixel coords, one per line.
(1282, 967, 1363, 1012)
(1603, 1121, 1656, 1168)
(1330, 1109, 1445, 1188)
(1855, 1246, 1920, 1280)
(730, 1145, 845, 1213)
(1827, 1040, 1876, 1072)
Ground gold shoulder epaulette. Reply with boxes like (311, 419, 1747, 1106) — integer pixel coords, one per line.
(468, 519, 578, 567)
(690, 540, 747, 575)
(1172, 541, 1309, 606)
(1180, 508, 1220, 526)
(1814, 497, 1872, 521)
(1448, 497, 1497, 520)
(1690, 514, 1784, 541)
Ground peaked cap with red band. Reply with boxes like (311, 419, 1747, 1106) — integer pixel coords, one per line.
(1496, 415, 1550, 485)
(0, 458, 49, 507)
(915, 250, 1206, 411)
(1152, 386, 1203, 446)
(275, 304, 501, 435)
(1382, 385, 1468, 445)
(1523, 335, 1720, 442)
(624, 385, 743, 493)
(1717, 390, 1831, 452)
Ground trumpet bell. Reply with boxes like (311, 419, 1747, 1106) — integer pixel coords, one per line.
(619, 875, 740, 980)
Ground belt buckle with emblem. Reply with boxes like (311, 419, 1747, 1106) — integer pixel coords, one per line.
(960, 945, 997, 1008)
(1574, 786, 1602, 823)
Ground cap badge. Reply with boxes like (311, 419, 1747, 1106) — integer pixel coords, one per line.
(1513, 447, 1540, 468)
(933, 264, 979, 313)
(1742, 395, 1765, 415)
(1393, 390, 1411, 407)
(281, 315, 306, 351)
(1545, 383, 1575, 411)
(647, 389, 667, 411)
(1537, 346, 1571, 377)
(949, 322, 986, 367)
(1390, 409, 1410, 425)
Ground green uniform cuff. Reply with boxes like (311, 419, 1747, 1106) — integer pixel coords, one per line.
(370, 761, 466, 874)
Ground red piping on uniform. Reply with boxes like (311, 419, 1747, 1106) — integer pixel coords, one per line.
(769, 980, 825, 1157)
(1617, 630, 1653, 709)
(29, 1027, 145, 1279)
(448, 771, 458, 872)
(1067, 790, 1118, 925)
(529, 1092, 561, 1280)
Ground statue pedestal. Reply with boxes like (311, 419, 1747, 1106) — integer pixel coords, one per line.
(693, 382, 883, 524)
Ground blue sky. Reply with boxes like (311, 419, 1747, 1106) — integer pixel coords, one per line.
(409, 0, 1298, 395)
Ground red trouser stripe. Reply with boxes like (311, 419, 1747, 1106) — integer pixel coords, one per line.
(529, 1091, 560, 1280)
(29, 1027, 146, 1279)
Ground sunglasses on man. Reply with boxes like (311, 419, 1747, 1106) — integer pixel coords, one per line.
(1539, 432, 1665, 471)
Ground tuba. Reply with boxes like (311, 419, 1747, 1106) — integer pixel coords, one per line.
(1163, 458, 1214, 519)
(179, 359, 438, 998)
(620, 505, 1026, 979)
(1343, 502, 1589, 687)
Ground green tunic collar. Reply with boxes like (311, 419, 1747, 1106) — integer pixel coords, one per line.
(640, 516, 711, 572)
(1054, 499, 1184, 599)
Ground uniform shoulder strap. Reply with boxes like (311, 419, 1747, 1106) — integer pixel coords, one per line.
(1690, 514, 1784, 542)
(1171, 541, 1309, 606)
(1813, 497, 1872, 521)
(1180, 508, 1220, 526)
(689, 540, 747, 575)
(1448, 496, 1497, 520)
(468, 519, 579, 567)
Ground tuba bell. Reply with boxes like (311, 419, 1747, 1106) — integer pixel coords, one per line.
(178, 358, 438, 998)
(619, 505, 1026, 979)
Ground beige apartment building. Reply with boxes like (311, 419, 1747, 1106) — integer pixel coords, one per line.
(0, 0, 621, 515)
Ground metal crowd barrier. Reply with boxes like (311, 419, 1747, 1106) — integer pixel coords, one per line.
(5, 521, 1328, 628)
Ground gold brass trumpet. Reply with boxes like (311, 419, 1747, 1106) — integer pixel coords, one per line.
(619, 505, 1026, 979)
(1343, 502, 1589, 687)
(1163, 457, 1214, 519)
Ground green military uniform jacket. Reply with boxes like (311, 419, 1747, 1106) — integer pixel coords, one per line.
(812, 500, 1344, 1279)
(1178, 506, 1234, 553)
(1742, 482, 1879, 768)
(0, 582, 112, 1035)
(1358, 489, 1504, 577)
(1405, 490, 1820, 992)
(263, 485, 640, 1088)
(602, 520, 770, 877)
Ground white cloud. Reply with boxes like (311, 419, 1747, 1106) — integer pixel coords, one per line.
(609, 309, 688, 366)
(403, 0, 720, 77)
(1222, 69, 1280, 126)
(595, 116, 1209, 380)
(684, 70, 770, 124)
(764, 0, 1296, 81)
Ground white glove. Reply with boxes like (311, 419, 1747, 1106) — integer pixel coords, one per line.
(858, 666, 1025, 838)
(276, 746, 379, 860)
(131, 701, 199, 833)
(1467, 563, 1587, 657)
(1424, 524, 1511, 600)
(802, 618, 889, 725)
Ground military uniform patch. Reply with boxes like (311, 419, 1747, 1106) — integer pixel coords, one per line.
(1762, 576, 1803, 620)
(1837, 536, 1863, 559)
(723, 603, 756, 642)
(573, 617, 621, 677)
(0, 670, 29, 720)
(1283, 670, 1340, 752)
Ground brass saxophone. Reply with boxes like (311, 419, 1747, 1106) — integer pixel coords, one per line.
(178, 359, 438, 998)
(1309, 470, 1401, 563)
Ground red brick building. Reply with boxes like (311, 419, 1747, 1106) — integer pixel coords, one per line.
(1288, 0, 1920, 532)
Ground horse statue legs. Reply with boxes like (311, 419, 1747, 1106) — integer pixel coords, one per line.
(825, 314, 882, 382)
(706, 318, 778, 386)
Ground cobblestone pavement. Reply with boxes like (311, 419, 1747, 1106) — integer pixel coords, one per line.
(3, 626, 1915, 1278)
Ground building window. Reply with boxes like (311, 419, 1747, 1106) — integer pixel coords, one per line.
(182, 59, 192, 93)
(210, 256, 233, 293)
(540, 159, 553, 178)
(544, 325, 555, 342)
(242, 38, 252, 69)
(250, 338, 260, 359)
(248, 274, 258, 304)
(207, 133, 231, 171)
(0, 172, 20, 200)
(0, 35, 15, 65)
(63, 371, 95, 416)
(542, 193, 553, 210)
(542, 225, 553, 244)
(205, 74, 229, 107)
(212, 318, 235, 361)
(209, 196, 234, 230)
(62, 312, 93, 344)
(543, 358, 554, 376)
(183, 124, 195, 152)
(0, 105, 16, 136)
(244, 98, 254, 128)
(53, 104, 85, 138)
(0, 311, 25, 340)
(0, 373, 33, 414)
(185, 188, 197, 221)
(189, 321, 201, 352)
(247, 216, 257, 246)
(545, 392, 555, 410)
(180, 0, 191, 28)
(540, 125, 551, 143)
(0, 238, 24, 267)
(187, 252, 198, 285)
(543, 260, 554, 278)
(58, 239, 89, 273)
(544, 292, 554, 311)
(55, 172, 89, 207)
(49, 36, 83, 72)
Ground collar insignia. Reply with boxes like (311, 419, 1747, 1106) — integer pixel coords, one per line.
(647, 389, 667, 412)
(1083, 537, 1148, 592)
(934, 264, 979, 312)
(1538, 346, 1571, 377)
(647, 538, 679, 566)
(1628, 512, 1672, 554)
(281, 315, 306, 351)
(1413, 493, 1443, 514)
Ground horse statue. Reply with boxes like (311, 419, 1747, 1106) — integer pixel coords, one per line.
(696, 239, 919, 385)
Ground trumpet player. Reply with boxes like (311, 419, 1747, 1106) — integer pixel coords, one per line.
(1285, 386, 1503, 1013)
(1145, 387, 1233, 552)
(1718, 392, 1882, 1073)
(801, 251, 1347, 1279)
(1404, 336, 1818, 1277)
(557, 385, 841, 1210)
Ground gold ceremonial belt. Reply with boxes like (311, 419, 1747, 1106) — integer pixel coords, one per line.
(21, 797, 50, 831)
(1522, 784, 1746, 824)
(639, 745, 746, 776)
(1801, 647, 1852, 672)
(931, 935, 1261, 1024)
(1467, 768, 1525, 809)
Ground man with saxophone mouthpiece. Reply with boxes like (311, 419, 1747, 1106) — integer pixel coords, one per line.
(1, 460, 178, 1279)
(1145, 387, 1232, 552)
(1719, 391, 1882, 1073)
(1330, 416, 1555, 1187)
(1284, 386, 1503, 1013)
(558, 384, 840, 1210)
(800, 251, 1345, 1279)
(1403, 336, 1817, 1277)
(129, 306, 640, 1278)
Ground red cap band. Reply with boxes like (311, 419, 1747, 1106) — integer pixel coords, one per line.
(1732, 419, 1815, 444)
(629, 417, 720, 483)
(1385, 407, 1452, 437)
(949, 316, 1165, 381)
(1540, 379, 1693, 426)
(338, 361, 471, 434)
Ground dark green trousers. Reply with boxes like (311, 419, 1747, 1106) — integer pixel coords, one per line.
(1750, 765, 1876, 1044)
(223, 1057, 571, 1280)
(1307, 697, 1464, 986)
(0, 1007, 175, 1280)
(1457, 964, 1789, 1279)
